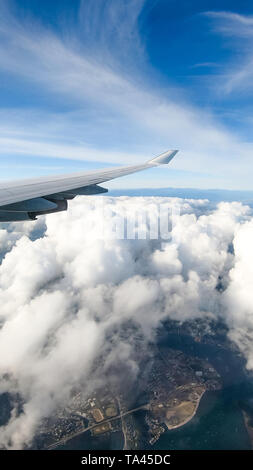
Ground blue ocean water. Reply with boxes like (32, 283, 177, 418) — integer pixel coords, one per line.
(58, 333, 253, 450)
(153, 388, 250, 450)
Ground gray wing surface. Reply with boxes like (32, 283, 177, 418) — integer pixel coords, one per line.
(0, 149, 178, 221)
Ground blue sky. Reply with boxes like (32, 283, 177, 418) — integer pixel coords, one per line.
(0, 0, 253, 189)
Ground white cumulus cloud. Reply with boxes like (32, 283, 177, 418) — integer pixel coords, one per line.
(0, 196, 252, 448)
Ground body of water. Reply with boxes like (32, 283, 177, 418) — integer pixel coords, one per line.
(153, 333, 253, 450)
(58, 333, 253, 450)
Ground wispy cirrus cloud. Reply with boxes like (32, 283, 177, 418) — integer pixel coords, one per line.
(0, 1, 252, 188)
(205, 11, 253, 95)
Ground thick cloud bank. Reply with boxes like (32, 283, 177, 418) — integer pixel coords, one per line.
(0, 196, 252, 448)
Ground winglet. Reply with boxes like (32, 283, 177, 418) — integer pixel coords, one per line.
(148, 149, 178, 165)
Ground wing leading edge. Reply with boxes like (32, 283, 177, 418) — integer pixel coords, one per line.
(0, 149, 178, 221)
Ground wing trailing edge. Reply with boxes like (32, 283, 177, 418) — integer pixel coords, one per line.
(0, 149, 178, 221)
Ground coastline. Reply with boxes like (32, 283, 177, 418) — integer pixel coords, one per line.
(242, 410, 253, 449)
(165, 389, 206, 431)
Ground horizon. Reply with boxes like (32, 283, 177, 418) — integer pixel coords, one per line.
(1, 1, 253, 454)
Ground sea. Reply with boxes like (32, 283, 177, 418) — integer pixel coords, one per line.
(153, 333, 252, 450)
(58, 332, 253, 450)
(59, 187, 253, 450)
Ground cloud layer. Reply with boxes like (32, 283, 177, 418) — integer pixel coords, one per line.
(0, 195, 252, 448)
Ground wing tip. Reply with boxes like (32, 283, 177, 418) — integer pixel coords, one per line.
(148, 149, 178, 165)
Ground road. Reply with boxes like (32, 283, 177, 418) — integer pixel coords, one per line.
(47, 403, 150, 449)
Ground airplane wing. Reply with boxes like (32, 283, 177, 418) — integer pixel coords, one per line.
(0, 149, 178, 221)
